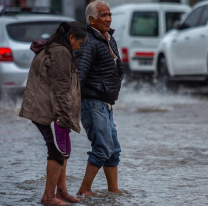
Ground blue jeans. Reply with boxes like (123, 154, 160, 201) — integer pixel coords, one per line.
(81, 99, 121, 169)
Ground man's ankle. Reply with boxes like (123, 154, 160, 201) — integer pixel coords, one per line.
(80, 182, 92, 191)
(77, 190, 94, 196)
(108, 187, 119, 194)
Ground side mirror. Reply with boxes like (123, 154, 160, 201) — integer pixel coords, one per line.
(173, 20, 182, 30)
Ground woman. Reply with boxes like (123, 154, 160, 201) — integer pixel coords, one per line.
(19, 21, 87, 205)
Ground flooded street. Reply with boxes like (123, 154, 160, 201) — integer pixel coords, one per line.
(1, 84, 208, 206)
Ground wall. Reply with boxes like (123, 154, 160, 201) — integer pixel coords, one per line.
(74, 0, 87, 22)
(189, 0, 200, 6)
(26, 0, 74, 18)
(104, 0, 191, 7)
(27, 0, 50, 7)
(63, 0, 74, 18)
(105, 0, 158, 8)
(181, 0, 190, 4)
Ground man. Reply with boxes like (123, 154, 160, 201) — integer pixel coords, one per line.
(75, 0, 124, 196)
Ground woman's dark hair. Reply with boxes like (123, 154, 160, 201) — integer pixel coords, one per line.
(45, 21, 87, 56)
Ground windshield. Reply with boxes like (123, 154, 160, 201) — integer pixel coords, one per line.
(130, 12, 159, 37)
(6, 21, 63, 42)
(166, 12, 185, 32)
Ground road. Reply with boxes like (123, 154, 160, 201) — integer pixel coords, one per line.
(0, 84, 208, 206)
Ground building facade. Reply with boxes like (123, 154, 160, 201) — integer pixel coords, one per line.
(104, 0, 190, 8)
(0, 0, 204, 22)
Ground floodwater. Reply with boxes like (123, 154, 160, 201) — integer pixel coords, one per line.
(0, 84, 208, 206)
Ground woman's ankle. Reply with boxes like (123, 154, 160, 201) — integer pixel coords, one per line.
(56, 187, 68, 196)
(41, 192, 55, 202)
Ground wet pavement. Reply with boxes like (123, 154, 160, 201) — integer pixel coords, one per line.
(0, 84, 208, 206)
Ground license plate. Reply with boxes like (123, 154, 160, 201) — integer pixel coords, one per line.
(139, 60, 153, 65)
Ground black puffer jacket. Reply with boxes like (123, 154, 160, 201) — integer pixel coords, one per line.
(75, 25, 124, 104)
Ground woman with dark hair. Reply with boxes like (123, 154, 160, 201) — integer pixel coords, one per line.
(19, 21, 87, 205)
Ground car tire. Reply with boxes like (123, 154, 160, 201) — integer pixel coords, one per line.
(157, 56, 179, 93)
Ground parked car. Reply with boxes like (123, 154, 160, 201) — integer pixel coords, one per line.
(0, 7, 74, 94)
(155, 1, 208, 91)
(110, 3, 191, 77)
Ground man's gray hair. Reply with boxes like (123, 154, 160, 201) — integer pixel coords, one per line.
(85, 0, 109, 25)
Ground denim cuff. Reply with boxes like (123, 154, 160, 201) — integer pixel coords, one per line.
(104, 157, 120, 167)
(88, 157, 104, 169)
(103, 162, 119, 167)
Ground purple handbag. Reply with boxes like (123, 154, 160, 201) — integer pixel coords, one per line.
(51, 121, 71, 157)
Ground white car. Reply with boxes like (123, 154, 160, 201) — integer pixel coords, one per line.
(155, 1, 208, 90)
(0, 7, 74, 94)
(110, 3, 191, 76)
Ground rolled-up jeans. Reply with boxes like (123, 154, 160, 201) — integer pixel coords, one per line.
(81, 99, 121, 169)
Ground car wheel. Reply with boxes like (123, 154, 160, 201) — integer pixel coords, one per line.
(157, 56, 179, 93)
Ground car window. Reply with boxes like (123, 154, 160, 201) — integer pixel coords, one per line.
(165, 12, 185, 32)
(199, 6, 208, 26)
(130, 12, 159, 37)
(182, 6, 204, 29)
(6, 21, 63, 42)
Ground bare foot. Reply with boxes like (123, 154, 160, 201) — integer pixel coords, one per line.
(56, 189, 80, 203)
(41, 197, 68, 206)
(108, 189, 119, 194)
(76, 190, 94, 196)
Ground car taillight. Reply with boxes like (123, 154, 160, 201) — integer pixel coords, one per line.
(0, 48, 13, 62)
(122, 48, 129, 62)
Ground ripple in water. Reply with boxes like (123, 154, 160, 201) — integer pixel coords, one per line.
(78, 189, 138, 206)
(15, 176, 46, 191)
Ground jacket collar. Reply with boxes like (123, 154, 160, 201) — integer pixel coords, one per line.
(87, 25, 115, 41)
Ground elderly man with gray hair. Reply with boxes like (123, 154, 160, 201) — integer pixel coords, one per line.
(75, 0, 124, 196)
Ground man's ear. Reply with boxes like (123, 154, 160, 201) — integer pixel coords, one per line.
(89, 16, 95, 25)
